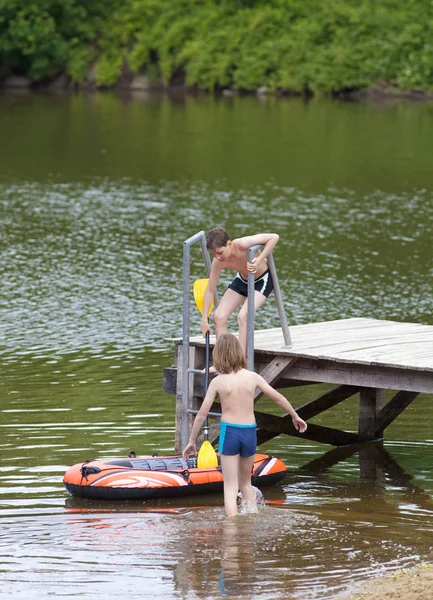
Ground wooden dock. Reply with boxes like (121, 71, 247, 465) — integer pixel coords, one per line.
(163, 318, 433, 452)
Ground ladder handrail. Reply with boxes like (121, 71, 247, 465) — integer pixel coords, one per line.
(181, 231, 218, 448)
(247, 245, 292, 371)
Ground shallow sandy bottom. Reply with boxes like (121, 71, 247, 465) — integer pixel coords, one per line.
(335, 563, 433, 600)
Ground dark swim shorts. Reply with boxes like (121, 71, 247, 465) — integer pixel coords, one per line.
(227, 269, 273, 298)
(219, 422, 257, 457)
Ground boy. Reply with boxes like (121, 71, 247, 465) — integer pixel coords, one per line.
(200, 227, 279, 356)
(183, 333, 307, 517)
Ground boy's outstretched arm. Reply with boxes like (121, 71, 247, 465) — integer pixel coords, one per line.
(254, 373, 307, 433)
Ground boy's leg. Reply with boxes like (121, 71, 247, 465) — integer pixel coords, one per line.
(237, 291, 267, 355)
(213, 289, 245, 337)
(220, 454, 240, 517)
(238, 454, 256, 505)
(203, 290, 245, 374)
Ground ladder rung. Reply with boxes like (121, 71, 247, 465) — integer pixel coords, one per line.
(188, 368, 220, 374)
(188, 409, 221, 417)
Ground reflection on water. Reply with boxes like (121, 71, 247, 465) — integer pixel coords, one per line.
(1, 92, 433, 598)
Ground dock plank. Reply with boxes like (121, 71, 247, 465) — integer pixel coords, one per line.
(183, 318, 433, 373)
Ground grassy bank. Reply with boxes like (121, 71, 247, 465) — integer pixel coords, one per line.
(1, 0, 433, 95)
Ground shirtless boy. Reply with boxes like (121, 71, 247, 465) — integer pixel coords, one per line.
(183, 333, 307, 517)
(200, 227, 279, 356)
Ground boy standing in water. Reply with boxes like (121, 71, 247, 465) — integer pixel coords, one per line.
(200, 228, 279, 357)
(183, 334, 307, 517)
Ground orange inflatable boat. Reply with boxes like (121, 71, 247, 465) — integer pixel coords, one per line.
(63, 452, 287, 501)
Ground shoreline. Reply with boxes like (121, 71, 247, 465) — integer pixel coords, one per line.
(1, 75, 433, 103)
(335, 563, 433, 600)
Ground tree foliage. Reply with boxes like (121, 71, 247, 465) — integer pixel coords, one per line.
(1, 0, 433, 93)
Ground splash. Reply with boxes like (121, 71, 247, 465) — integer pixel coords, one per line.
(237, 486, 266, 515)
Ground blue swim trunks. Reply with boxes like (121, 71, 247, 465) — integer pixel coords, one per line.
(219, 422, 257, 458)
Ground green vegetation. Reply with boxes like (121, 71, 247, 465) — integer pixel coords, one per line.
(1, 0, 433, 93)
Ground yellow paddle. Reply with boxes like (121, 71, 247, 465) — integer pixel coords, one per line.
(193, 278, 213, 317)
(193, 279, 218, 469)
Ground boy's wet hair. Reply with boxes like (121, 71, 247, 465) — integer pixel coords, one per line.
(212, 333, 246, 373)
(206, 227, 230, 250)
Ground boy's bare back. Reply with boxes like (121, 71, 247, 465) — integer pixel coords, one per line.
(209, 368, 258, 425)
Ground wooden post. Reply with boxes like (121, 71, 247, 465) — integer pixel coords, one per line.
(174, 344, 201, 453)
(358, 388, 385, 439)
(174, 344, 183, 453)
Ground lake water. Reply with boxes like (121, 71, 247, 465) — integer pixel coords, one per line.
(0, 89, 433, 599)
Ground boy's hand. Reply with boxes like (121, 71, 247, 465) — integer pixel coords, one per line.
(247, 256, 263, 273)
(183, 442, 196, 460)
(200, 319, 211, 337)
(292, 415, 307, 433)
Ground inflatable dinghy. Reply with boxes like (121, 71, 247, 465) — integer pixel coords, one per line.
(63, 452, 287, 501)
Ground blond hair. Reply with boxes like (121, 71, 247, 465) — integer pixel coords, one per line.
(212, 333, 246, 374)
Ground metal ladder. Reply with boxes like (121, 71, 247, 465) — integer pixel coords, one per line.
(181, 231, 291, 448)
